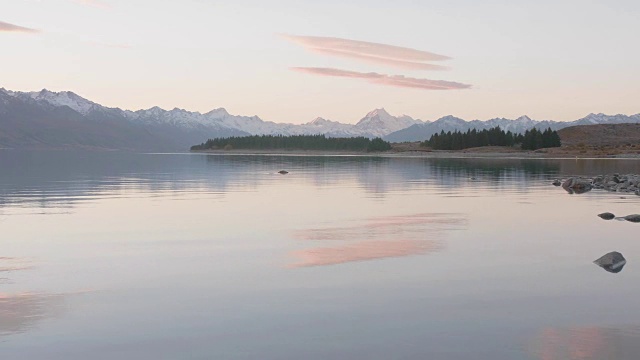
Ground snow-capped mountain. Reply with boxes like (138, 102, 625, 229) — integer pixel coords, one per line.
(14, 89, 101, 115)
(383, 113, 640, 142)
(0, 89, 423, 146)
(353, 108, 423, 138)
(1, 87, 639, 150)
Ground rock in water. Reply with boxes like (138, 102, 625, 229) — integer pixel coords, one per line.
(562, 178, 575, 188)
(278, 170, 289, 175)
(561, 177, 592, 194)
(594, 251, 626, 273)
(598, 212, 616, 220)
(624, 214, 640, 223)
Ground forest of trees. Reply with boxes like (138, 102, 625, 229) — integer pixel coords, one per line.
(191, 134, 392, 152)
(421, 127, 561, 150)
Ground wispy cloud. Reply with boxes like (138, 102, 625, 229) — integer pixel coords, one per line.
(310, 48, 450, 71)
(282, 34, 451, 66)
(292, 67, 471, 90)
(0, 21, 39, 33)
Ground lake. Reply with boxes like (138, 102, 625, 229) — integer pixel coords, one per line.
(2, 151, 640, 359)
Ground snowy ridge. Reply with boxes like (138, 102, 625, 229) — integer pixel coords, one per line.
(353, 108, 422, 137)
(384, 113, 640, 142)
(2, 88, 640, 145)
(23, 89, 99, 115)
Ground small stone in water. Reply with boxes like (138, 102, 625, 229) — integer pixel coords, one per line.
(598, 212, 615, 220)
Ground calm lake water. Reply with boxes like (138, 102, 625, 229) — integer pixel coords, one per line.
(2, 151, 640, 359)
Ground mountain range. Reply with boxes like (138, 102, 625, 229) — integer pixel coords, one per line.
(1, 88, 639, 151)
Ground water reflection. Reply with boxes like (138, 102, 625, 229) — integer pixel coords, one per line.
(530, 326, 640, 360)
(290, 239, 442, 268)
(0, 257, 33, 272)
(0, 152, 550, 211)
(289, 213, 466, 267)
(0, 257, 66, 338)
(0, 292, 65, 337)
(5, 152, 640, 212)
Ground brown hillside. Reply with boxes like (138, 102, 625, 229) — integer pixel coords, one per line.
(558, 123, 640, 146)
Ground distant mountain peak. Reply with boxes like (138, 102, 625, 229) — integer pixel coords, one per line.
(146, 106, 165, 113)
(515, 115, 532, 122)
(205, 108, 230, 118)
(308, 117, 331, 125)
(435, 115, 464, 123)
(26, 89, 98, 115)
(365, 108, 391, 118)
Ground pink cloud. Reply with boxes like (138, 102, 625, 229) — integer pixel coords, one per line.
(282, 34, 450, 64)
(291, 67, 471, 90)
(0, 21, 39, 33)
(310, 47, 450, 71)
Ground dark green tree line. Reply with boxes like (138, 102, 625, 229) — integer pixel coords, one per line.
(520, 128, 562, 150)
(191, 134, 392, 152)
(421, 127, 560, 150)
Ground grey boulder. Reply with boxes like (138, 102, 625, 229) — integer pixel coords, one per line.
(594, 251, 626, 273)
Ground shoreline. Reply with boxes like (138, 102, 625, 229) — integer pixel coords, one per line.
(190, 148, 640, 159)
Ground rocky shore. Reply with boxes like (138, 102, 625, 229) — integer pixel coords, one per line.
(554, 174, 640, 195)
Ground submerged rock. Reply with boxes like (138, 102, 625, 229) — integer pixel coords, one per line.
(598, 212, 616, 220)
(624, 214, 640, 223)
(594, 251, 626, 273)
(278, 170, 289, 175)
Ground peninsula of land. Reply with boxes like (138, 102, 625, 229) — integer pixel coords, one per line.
(191, 124, 640, 159)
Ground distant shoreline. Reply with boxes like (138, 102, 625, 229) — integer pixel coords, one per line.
(190, 147, 640, 159)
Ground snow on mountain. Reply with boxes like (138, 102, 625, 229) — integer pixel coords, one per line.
(212, 111, 296, 135)
(575, 113, 640, 125)
(384, 113, 640, 142)
(25, 89, 99, 115)
(2, 88, 640, 148)
(354, 108, 422, 137)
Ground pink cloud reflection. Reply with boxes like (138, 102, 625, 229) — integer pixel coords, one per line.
(289, 213, 466, 267)
(289, 239, 442, 268)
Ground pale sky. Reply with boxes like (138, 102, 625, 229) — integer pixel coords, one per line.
(2, 0, 639, 123)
